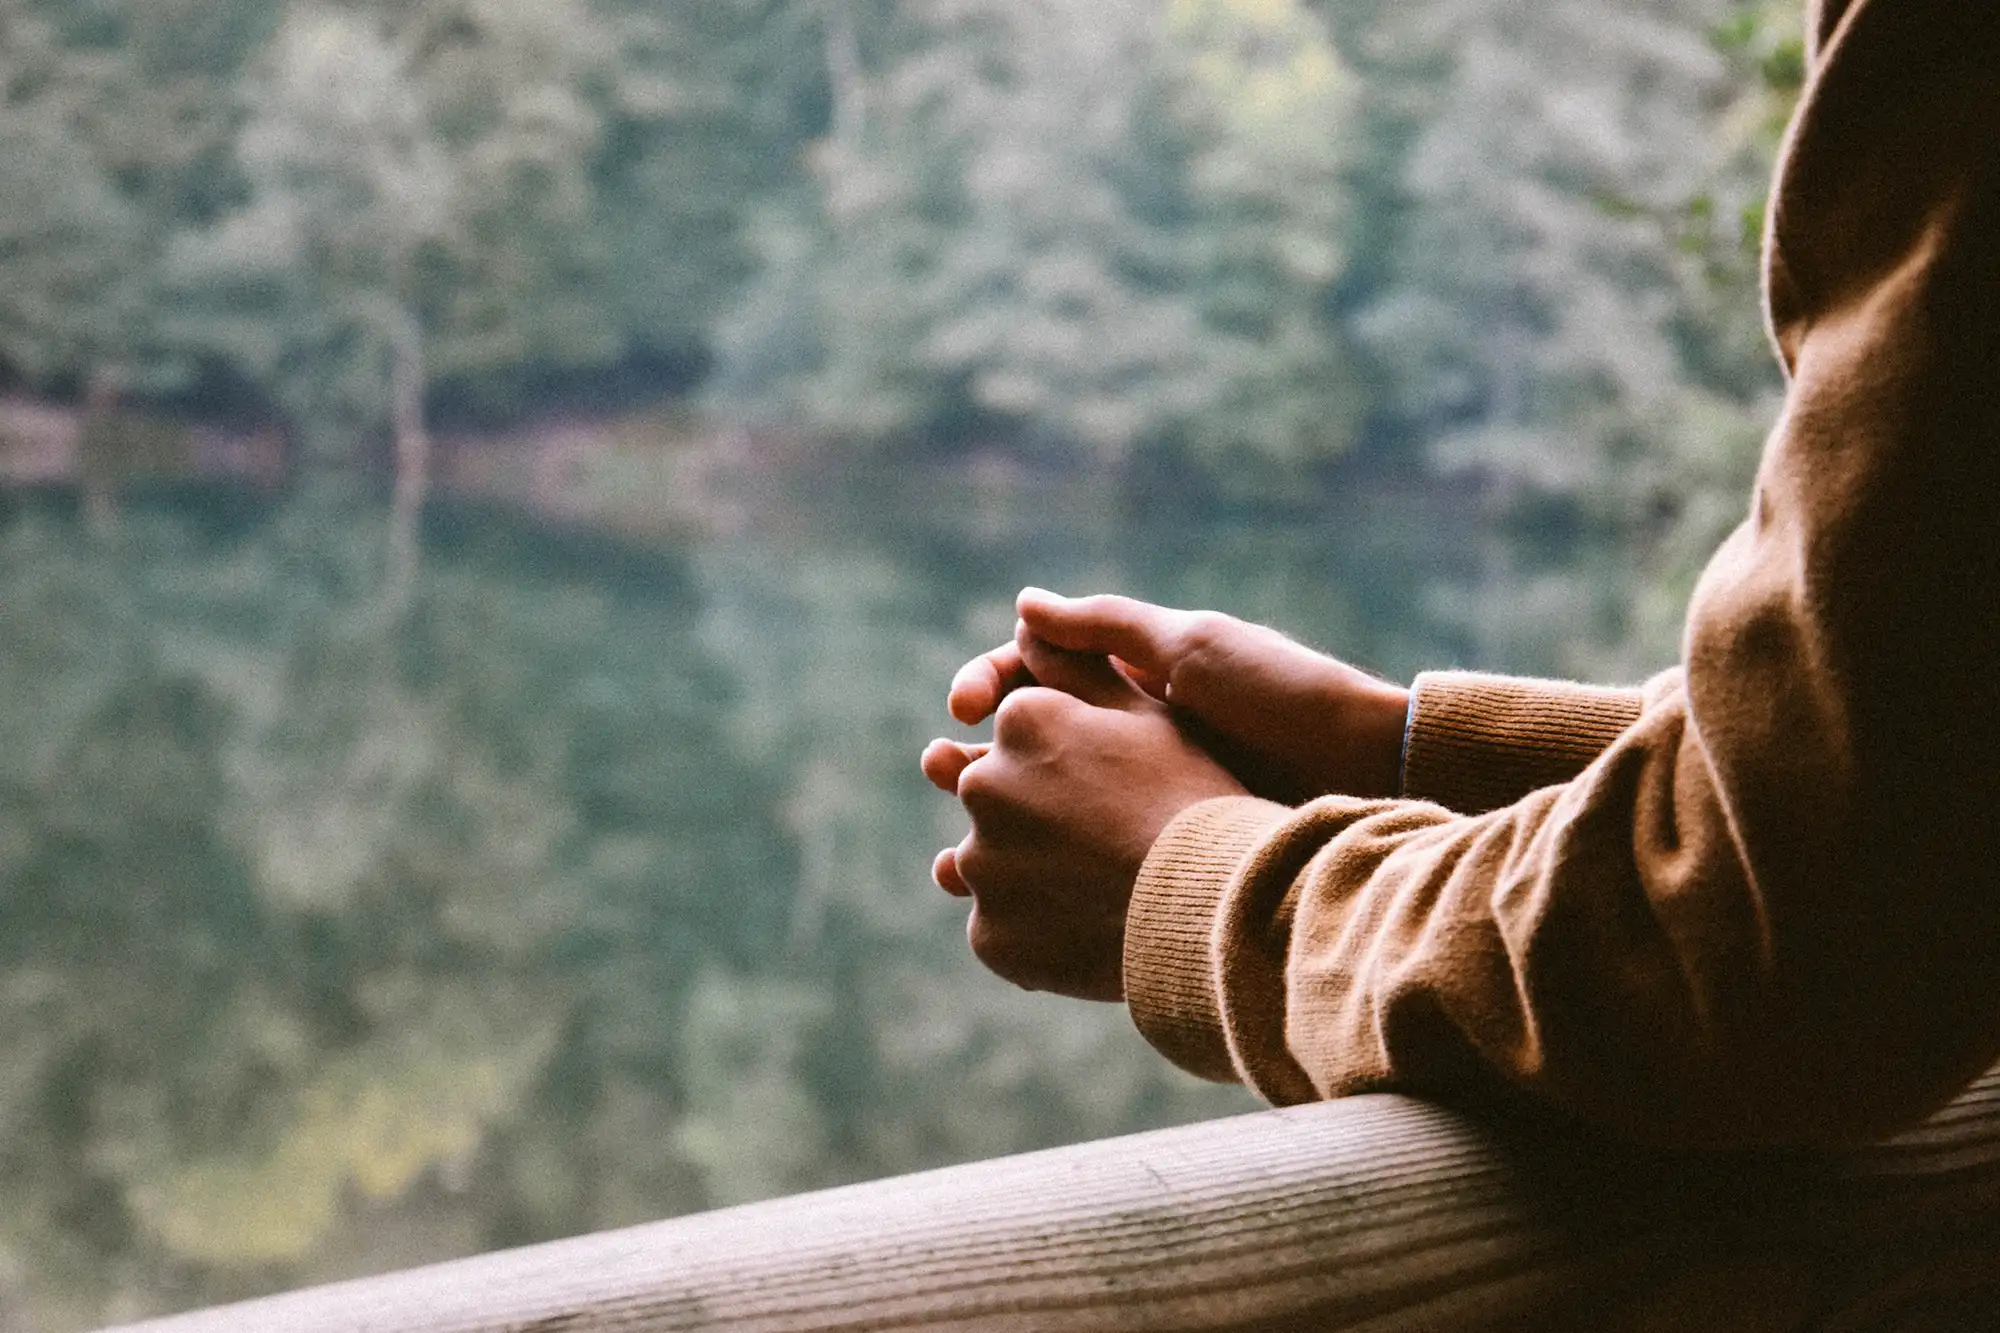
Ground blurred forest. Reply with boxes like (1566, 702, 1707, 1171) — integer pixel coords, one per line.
(0, 0, 1802, 1325)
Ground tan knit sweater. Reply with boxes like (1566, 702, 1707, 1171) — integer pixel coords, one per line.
(1124, 0, 2000, 1149)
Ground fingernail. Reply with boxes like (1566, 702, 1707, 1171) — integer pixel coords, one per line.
(1019, 586, 1062, 604)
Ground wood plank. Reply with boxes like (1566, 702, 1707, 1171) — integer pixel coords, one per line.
(104, 1065, 2000, 1332)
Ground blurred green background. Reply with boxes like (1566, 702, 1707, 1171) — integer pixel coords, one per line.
(0, 0, 1802, 1324)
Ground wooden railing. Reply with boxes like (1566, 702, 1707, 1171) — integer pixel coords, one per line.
(107, 1065, 2000, 1332)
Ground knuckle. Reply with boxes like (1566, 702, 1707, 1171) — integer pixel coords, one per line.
(966, 910, 1006, 967)
(966, 911, 1046, 992)
(1179, 610, 1235, 654)
(992, 688, 1033, 731)
(992, 686, 1061, 742)
(1172, 610, 1240, 683)
(955, 762, 1000, 813)
(953, 837, 995, 886)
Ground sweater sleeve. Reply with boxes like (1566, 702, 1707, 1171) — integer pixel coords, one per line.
(1123, 0, 2000, 1149)
(1401, 672, 1649, 814)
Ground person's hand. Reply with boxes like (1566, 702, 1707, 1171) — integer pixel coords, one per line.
(947, 589, 1410, 803)
(920, 634, 1246, 1000)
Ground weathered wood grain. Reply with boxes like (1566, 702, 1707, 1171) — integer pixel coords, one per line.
(104, 1065, 2000, 1332)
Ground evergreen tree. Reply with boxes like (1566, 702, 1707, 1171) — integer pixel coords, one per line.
(150, 3, 449, 547)
(396, 0, 623, 414)
(591, 0, 828, 375)
(1354, 0, 1803, 673)
(1, 0, 279, 439)
(0, 101, 146, 395)
(1154, 0, 1367, 477)
(713, 0, 1369, 471)
(0, 9, 153, 398)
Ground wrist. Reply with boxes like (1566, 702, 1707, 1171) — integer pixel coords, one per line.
(1333, 675, 1411, 799)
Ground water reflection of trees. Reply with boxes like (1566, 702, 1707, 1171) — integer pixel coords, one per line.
(0, 489, 1271, 1325)
(0, 429, 1789, 1323)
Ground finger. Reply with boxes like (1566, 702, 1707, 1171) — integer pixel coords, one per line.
(932, 845, 972, 897)
(1015, 625, 1149, 712)
(1113, 656, 1171, 702)
(952, 745, 1034, 837)
(921, 737, 989, 794)
(948, 642, 1034, 725)
(1016, 588, 1187, 679)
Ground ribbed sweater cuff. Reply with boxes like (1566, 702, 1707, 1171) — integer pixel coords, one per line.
(1124, 796, 1293, 1084)
(1403, 671, 1646, 814)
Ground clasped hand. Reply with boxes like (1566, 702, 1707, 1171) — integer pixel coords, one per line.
(921, 589, 1410, 1002)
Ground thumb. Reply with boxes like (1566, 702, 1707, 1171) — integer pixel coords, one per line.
(1017, 589, 1184, 680)
(1014, 623, 1150, 712)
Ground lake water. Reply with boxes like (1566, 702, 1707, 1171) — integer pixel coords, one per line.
(0, 449, 1622, 1327)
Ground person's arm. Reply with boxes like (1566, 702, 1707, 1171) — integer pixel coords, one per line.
(1125, 0, 2000, 1149)
(944, 593, 1650, 812)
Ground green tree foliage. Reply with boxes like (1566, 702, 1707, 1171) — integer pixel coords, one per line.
(0, 0, 282, 519)
(713, 0, 1367, 470)
(158, 5, 461, 467)
(0, 8, 158, 399)
(590, 0, 826, 372)
(0, 102, 145, 392)
(1353, 0, 1803, 673)
(1154, 0, 1364, 470)
(393, 0, 625, 410)
(3, 0, 1801, 505)
(0, 0, 278, 514)
(109, 0, 813, 464)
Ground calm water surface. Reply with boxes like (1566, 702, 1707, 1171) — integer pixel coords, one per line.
(0, 456, 1534, 1326)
